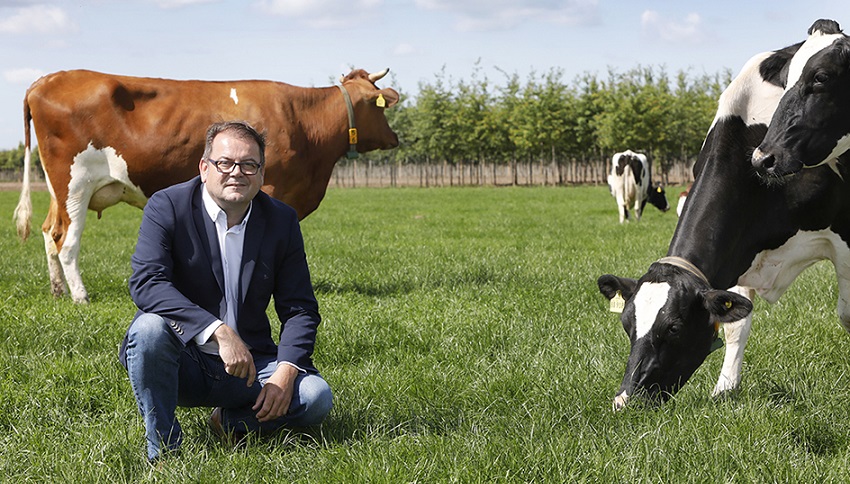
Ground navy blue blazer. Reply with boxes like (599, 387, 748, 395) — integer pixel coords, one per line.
(119, 176, 321, 373)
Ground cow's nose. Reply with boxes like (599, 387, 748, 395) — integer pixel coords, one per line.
(752, 148, 776, 175)
(612, 392, 629, 411)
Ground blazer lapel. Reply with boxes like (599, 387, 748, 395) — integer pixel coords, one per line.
(192, 184, 226, 295)
(239, 199, 266, 312)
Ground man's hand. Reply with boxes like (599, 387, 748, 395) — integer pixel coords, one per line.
(212, 324, 256, 386)
(253, 363, 298, 422)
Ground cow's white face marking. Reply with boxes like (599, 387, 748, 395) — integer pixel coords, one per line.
(633, 282, 671, 339)
(785, 31, 845, 91)
(230, 88, 239, 105)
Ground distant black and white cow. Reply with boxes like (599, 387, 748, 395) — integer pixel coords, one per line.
(607, 150, 669, 223)
(597, 19, 850, 410)
(753, 25, 850, 178)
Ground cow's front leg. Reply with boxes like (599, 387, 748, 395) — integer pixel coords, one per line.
(712, 286, 754, 397)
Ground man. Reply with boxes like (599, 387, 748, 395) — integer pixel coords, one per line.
(119, 121, 332, 462)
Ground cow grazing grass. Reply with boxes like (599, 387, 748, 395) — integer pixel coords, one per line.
(1, 187, 849, 482)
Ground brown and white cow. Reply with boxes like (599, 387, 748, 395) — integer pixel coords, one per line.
(13, 68, 400, 303)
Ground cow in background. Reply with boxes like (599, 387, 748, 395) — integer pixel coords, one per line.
(13, 68, 400, 303)
(597, 19, 849, 410)
(607, 150, 669, 223)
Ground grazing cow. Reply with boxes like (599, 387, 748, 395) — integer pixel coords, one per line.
(597, 19, 850, 410)
(752, 26, 850, 178)
(606, 150, 669, 223)
(13, 68, 400, 303)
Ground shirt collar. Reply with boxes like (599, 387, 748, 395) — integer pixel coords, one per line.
(201, 183, 252, 230)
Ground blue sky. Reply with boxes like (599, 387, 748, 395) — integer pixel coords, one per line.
(0, 0, 845, 149)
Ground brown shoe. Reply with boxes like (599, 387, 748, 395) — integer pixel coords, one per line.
(209, 407, 248, 447)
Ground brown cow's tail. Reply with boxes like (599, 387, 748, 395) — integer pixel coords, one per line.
(13, 94, 33, 241)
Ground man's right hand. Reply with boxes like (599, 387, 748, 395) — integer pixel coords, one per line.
(212, 324, 256, 386)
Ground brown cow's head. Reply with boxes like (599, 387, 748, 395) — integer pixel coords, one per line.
(340, 68, 400, 152)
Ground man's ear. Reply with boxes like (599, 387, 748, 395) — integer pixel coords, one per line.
(199, 158, 208, 182)
(701, 289, 753, 322)
(597, 274, 638, 301)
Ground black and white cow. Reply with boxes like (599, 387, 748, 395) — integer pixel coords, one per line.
(607, 150, 669, 223)
(597, 19, 850, 410)
(753, 25, 850, 178)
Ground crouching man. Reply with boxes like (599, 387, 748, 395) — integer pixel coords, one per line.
(118, 120, 332, 462)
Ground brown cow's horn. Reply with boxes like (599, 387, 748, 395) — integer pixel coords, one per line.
(368, 68, 389, 82)
(339, 74, 345, 84)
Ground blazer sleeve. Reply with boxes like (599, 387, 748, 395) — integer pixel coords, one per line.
(129, 189, 220, 345)
(272, 211, 321, 370)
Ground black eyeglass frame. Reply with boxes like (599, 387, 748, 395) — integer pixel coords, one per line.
(206, 158, 263, 176)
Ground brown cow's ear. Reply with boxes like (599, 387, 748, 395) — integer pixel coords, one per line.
(376, 88, 399, 108)
(701, 289, 753, 322)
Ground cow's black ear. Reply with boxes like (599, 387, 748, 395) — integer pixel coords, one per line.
(597, 274, 638, 301)
(700, 289, 753, 322)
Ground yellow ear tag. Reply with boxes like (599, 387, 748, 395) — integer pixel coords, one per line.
(609, 291, 625, 313)
(657, 187, 663, 193)
(376, 93, 386, 108)
(724, 300, 733, 309)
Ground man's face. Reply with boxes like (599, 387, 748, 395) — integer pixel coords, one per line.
(199, 131, 264, 213)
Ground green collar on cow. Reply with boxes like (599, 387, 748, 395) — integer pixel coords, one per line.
(337, 84, 359, 160)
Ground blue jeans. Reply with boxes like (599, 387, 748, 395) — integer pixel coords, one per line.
(124, 313, 333, 461)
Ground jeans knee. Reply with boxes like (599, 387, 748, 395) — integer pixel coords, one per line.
(127, 313, 177, 352)
(297, 376, 333, 426)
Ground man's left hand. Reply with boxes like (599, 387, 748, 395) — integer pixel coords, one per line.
(253, 363, 298, 422)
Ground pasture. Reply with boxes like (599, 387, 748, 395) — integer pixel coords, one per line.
(2, 186, 849, 482)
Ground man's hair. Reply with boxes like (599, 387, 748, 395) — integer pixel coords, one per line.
(202, 120, 266, 165)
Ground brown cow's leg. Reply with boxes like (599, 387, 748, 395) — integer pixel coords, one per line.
(43, 231, 66, 298)
(42, 199, 67, 298)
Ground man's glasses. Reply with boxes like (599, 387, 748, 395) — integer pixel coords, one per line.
(206, 159, 263, 176)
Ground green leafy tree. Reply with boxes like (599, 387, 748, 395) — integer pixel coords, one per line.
(0, 143, 41, 173)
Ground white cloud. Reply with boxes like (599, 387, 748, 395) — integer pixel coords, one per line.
(150, 0, 218, 8)
(414, 0, 599, 32)
(393, 43, 416, 56)
(4, 68, 45, 84)
(0, 5, 77, 34)
(255, 0, 382, 28)
(641, 10, 706, 44)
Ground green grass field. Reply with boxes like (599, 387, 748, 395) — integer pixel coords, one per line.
(2, 186, 849, 482)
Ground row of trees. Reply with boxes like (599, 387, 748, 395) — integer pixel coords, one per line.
(361, 63, 730, 184)
(0, 63, 732, 185)
(0, 143, 40, 182)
